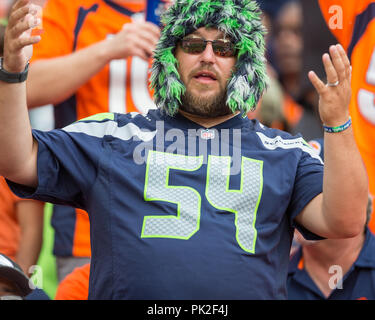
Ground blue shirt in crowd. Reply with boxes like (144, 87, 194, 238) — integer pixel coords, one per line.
(288, 228, 375, 300)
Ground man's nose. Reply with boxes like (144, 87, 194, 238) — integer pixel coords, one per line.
(200, 42, 216, 63)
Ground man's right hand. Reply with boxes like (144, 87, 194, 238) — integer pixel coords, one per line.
(3, 0, 42, 73)
(103, 21, 161, 62)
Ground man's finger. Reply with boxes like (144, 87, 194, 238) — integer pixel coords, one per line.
(133, 37, 157, 58)
(337, 44, 351, 80)
(11, 0, 30, 12)
(132, 47, 151, 62)
(122, 22, 161, 44)
(6, 5, 30, 28)
(9, 14, 40, 38)
(308, 70, 325, 94)
(134, 31, 159, 49)
(12, 35, 41, 51)
(322, 53, 339, 85)
(329, 45, 346, 83)
(139, 22, 162, 38)
(122, 21, 160, 32)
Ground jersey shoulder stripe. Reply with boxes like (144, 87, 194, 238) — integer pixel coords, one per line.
(255, 131, 323, 164)
(78, 112, 115, 122)
(63, 112, 157, 142)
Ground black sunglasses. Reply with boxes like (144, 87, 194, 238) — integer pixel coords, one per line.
(180, 37, 236, 57)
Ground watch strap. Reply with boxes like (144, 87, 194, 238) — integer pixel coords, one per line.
(0, 57, 29, 83)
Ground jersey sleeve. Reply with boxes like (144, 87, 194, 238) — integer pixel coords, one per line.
(288, 146, 324, 240)
(7, 114, 116, 210)
(31, 0, 77, 61)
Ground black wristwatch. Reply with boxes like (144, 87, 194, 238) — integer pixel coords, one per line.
(0, 57, 29, 83)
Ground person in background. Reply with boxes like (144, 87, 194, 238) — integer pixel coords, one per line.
(288, 199, 375, 300)
(318, 0, 375, 235)
(271, 0, 304, 134)
(274, 0, 303, 101)
(0, 253, 49, 300)
(248, 1, 289, 131)
(289, 0, 338, 141)
(0, 176, 44, 276)
(54, 263, 90, 300)
(25, 0, 162, 282)
(251, 0, 309, 135)
(288, 139, 375, 300)
(0, 177, 44, 276)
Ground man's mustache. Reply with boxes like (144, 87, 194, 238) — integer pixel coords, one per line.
(188, 65, 220, 81)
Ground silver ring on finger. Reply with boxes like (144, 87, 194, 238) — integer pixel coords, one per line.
(326, 80, 340, 87)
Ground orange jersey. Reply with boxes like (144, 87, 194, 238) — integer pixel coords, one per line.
(319, 0, 375, 232)
(31, 0, 156, 120)
(0, 177, 22, 261)
(282, 94, 303, 129)
(31, 0, 157, 257)
(248, 93, 303, 132)
(55, 263, 90, 300)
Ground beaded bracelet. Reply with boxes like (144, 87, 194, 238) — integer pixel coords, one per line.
(323, 117, 352, 133)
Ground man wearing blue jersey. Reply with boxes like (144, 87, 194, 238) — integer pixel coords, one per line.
(0, 0, 368, 299)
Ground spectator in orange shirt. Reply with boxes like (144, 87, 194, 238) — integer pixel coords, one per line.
(0, 177, 44, 276)
(274, 1, 303, 101)
(0, 0, 45, 279)
(248, 3, 288, 131)
(290, 0, 338, 141)
(25, 0, 162, 282)
(318, 0, 375, 234)
(250, 0, 305, 134)
(54, 263, 90, 300)
(273, 0, 325, 139)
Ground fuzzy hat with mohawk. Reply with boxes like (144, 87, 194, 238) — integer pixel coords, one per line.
(150, 0, 268, 117)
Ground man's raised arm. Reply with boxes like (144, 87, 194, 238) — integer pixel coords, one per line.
(295, 44, 369, 239)
(0, 0, 41, 187)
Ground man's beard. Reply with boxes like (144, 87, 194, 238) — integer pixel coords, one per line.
(180, 86, 231, 118)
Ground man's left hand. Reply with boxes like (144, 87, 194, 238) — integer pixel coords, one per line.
(308, 44, 352, 127)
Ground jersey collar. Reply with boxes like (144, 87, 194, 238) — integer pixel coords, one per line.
(353, 228, 375, 269)
(159, 109, 250, 131)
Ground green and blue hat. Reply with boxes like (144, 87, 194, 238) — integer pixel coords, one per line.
(150, 0, 268, 117)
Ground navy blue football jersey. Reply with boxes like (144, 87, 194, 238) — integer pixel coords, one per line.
(288, 228, 375, 300)
(8, 109, 324, 299)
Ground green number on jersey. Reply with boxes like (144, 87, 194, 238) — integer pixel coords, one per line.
(141, 151, 264, 253)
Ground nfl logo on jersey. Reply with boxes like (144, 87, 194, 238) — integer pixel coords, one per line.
(201, 129, 215, 140)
